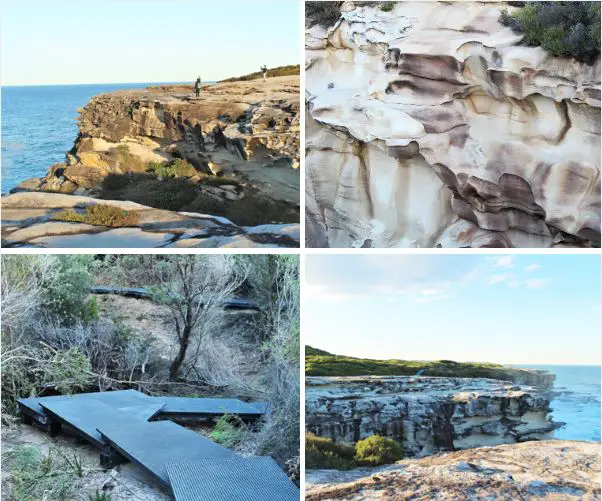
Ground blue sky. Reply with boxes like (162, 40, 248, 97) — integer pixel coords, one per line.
(1, 0, 300, 86)
(305, 254, 601, 365)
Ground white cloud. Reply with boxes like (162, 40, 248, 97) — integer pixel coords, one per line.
(524, 278, 551, 289)
(414, 294, 452, 304)
(489, 273, 511, 285)
(524, 264, 541, 272)
(493, 256, 515, 268)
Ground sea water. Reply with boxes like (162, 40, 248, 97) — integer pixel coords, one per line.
(516, 364, 600, 442)
(1, 82, 188, 193)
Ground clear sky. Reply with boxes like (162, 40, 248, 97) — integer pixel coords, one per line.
(1, 0, 300, 86)
(305, 254, 601, 366)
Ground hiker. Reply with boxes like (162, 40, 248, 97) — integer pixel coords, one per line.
(194, 76, 201, 97)
(261, 65, 268, 82)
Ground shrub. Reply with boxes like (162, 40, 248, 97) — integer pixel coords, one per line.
(210, 415, 247, 448)
(306, 2, 341, 28)
(54, 204, 140, 228)
(39, 255, 99, 326)
(500, 2, 601, 64)
(354, 435, 403, 466)
(305, 433, 357, 470)
(380, 2, 396, 12)
(147, 158, 197, 178)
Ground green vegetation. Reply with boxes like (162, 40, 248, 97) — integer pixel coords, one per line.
(210, 415, 247, 448)
(380, 1, 396, 12)
(355, 435, 403, 466)
(219, 65, 300, 83)
(53, 204, 140, 228)
(306, 2, 341, 28)
(305, 433, 357, 470)
(40, 255, 99, 326)
(2, 446, 91, 501)
(99, 173, 299, 226)
(500, 2, 600, 64)
(89, 492, 112, 501)
(147, 158, 197, 178)
(305, 433, 403, 470)
(305, 345, 512, 379)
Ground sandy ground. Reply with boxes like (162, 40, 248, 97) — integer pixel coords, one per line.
(1, 423, 170, 501)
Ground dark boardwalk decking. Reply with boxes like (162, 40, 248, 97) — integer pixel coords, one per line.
(15, 391, 297, 500)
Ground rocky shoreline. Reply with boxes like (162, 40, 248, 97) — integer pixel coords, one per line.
(3, 75, 300, 248)
(306, 440, 601, 500)
(306, 375, 560, 457)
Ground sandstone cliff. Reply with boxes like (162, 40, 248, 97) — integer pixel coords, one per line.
(306, 376, 559, 457)
(306, 440, 600, 500)
(5, 76, 300, 247)
(305, 2, 601, 248)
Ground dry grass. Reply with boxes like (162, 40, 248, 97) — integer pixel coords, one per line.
(53, 205, 140, 227)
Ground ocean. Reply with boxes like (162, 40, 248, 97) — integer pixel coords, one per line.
(516, 364, 601, 442)
(1, 82, 188, 193)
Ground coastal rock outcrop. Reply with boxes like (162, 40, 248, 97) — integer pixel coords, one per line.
(1, 192, 299, 248)
(305, 2, 601, 248)
(306, 376, 559, 457)
(306, 440, 601, 500)
(32, 76, 300, 204)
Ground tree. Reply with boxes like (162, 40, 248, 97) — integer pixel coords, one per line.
(150, 255, 245, 380)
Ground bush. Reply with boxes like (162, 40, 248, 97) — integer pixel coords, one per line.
(354, 435, 403, 466)
(39, 255, 98, 326)
(210, 415, 247, 448)
(380, 2, 396, 12)
(306, 2, 341, 28)
(54, 204, 140, 228)
(147, 158, 197, 178)
(305, 433, 356, 470)
(500, 2, 601, 64)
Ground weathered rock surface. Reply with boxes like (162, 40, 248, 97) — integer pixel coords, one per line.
(9, 75, 300, 238)
(306, 440, 601, 500)
(306, 376, 559, 457)
(305, 2, 601, 248)
(1, 192, 299, 248)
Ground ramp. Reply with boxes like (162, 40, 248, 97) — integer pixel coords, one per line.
(158, 397, 267, 420)
(97, 420, 234, 488)
(40, 399, 164, 448)
(17, 389, 154, 425)
(166, 456, 300, 501)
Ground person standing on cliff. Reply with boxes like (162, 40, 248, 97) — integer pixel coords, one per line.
(194, 76, 201, 97)
(261, 65, 268, 82)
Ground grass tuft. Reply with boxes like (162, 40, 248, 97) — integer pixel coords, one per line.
(53, 204, 140, 227)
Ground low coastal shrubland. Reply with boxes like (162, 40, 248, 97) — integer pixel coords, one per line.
(219, 65, 300, 83)
(306, 433, 403, 470)
(305, 346, 508, 379)
(500, 2, 601, 64)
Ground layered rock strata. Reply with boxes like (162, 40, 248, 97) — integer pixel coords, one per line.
(306, 376, 559, 457)
(305, 2, 601, 248)
(306, 440, 600, 500)
(1, 192, 299, 248)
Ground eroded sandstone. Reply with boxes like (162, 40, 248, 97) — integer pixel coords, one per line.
(306, 440, 601, 500)
(305, 2, 601, 248)
(1, 192, 299, 248)
(306, 376, 559, 457)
